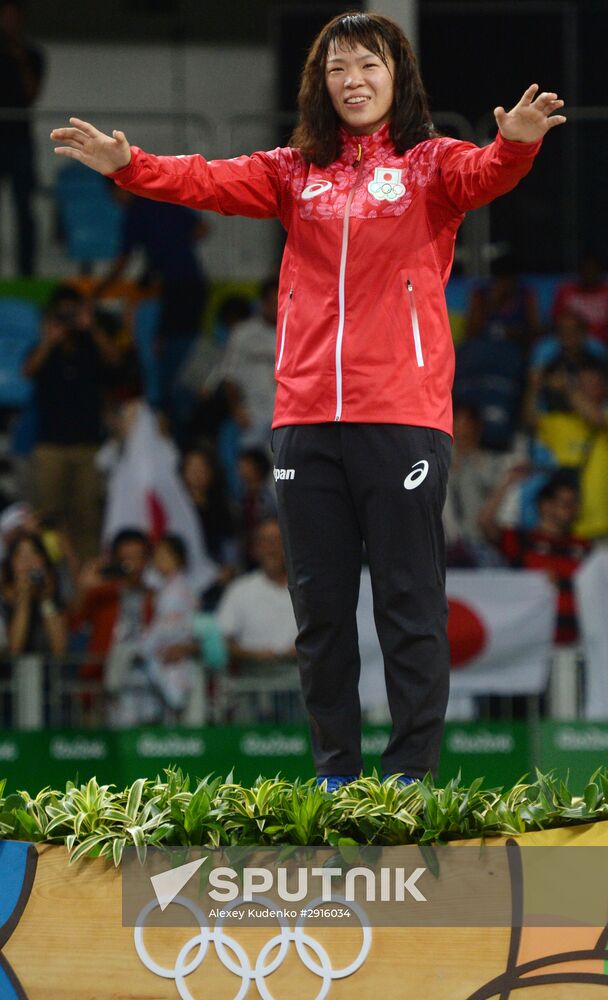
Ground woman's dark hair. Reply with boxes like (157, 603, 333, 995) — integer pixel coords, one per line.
(157, 533, 188, 569)
(216, 294, 252, 328)
(239, 447, 271, 480)
(111, 527, 150, 558)
(537, 471, 579, 507)
(45, 284, 83, 310)
(182, 446, 227, 500)
(290, 11, 438, 166)
(1, 531, 58, 594)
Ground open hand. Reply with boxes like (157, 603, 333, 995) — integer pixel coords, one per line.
(494, 84, 566, 143)
(50, 118, 131, 175)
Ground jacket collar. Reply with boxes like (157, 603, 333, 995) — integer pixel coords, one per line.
(338, 121, 393, 163)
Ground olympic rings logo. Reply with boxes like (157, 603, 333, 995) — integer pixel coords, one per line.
(134, 893, 372, 1000)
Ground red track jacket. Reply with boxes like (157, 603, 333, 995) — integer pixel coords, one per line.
(109, 124, 542, 435)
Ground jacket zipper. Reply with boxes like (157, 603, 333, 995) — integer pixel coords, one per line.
(276, 287, 293, 372)
(335, 141, 364, 421)
(406, 278, 424, 368)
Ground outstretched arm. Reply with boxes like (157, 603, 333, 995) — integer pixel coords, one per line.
(50, 118, 289, 221)
(436, 84, 566, 213)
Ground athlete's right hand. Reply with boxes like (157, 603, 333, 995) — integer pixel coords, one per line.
(50, 117, 131, 174)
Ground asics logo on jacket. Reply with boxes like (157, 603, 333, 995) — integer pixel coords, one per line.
(301, 179, 333, 199)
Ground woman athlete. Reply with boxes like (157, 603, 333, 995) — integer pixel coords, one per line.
(51, 12, 566, 791)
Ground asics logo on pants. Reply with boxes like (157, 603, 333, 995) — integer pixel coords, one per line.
(403, 460, 429, 490)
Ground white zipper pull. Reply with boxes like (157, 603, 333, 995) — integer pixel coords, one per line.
(276, 287, 293, 372)
(407, 278, 424, 368)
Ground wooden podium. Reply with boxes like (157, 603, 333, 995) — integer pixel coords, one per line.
(2, 822, 608, 999)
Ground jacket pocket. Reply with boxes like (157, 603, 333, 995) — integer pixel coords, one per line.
(406, 277, 424, 368)
(276, 286, 293, 372)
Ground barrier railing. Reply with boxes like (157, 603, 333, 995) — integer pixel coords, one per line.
(0, 650, 305, 730)
(0, 644, 586, 731)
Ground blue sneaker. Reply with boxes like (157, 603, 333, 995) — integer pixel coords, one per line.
(382, 773, 417, 786)
(316, 774, 358, 792)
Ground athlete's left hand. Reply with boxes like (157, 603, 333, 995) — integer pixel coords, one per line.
(494, 84, 566, 142)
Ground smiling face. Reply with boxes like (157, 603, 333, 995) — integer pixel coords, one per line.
(325, 40, 395, 136)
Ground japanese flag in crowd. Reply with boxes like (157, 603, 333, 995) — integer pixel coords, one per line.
(444, 570, 555, 695)
(357, 568, 556, 711)
(575, 549, 608, 719)
(102, 402, 217, 591)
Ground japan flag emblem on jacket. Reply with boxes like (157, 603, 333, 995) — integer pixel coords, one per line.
(368, 167, 406, 202)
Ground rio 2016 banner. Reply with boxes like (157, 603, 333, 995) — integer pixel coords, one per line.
(1, 721, 608, 794)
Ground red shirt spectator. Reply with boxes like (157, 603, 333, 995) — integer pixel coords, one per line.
(73, 578, 155, 678)
(71, 529, 154, 678)
(480, 472, 591, 645)
(553, 255, 608, 344)
(499, 526, 590, 644)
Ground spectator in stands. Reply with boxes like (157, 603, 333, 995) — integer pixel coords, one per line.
(181, 447, 238, 607)
(525, 349, 606, 462)
(443, 402, 522, 567)
(93, 302, 144, 406)
(71, 528, 154, 707)
(23, 286, 121, 561)
(523, 357, 608, 538)
(0, 500, 37, 559)
(179, 294, 253, 448)
(0, 0, 45, 275)
(465, 254, 542, 344)
(97, 190, 209, 420)
(568, 360, 608, 539)
(529, 307, 607, 375)
(217, 517, 297, 667)
(237, 448, 277, 569)
(138, 534, 200, 724)
(455, 258, 535, 451)
(0, 531, 67, 655)
(0, 501, 79, 603)
(96, 397, 146, 484)
(479, 472, 591, 645)
(553, 253, 608, 345)
(524, 320, 604, 450)
(221, 277, 279, 448)
(212, 294, 253, 349)
(454, 337, 527, 452)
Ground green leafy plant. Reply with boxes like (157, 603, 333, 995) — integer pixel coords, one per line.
(1, 766, 607, 866)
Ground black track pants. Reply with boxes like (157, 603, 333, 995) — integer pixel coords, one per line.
(272, 423, 451, 778)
